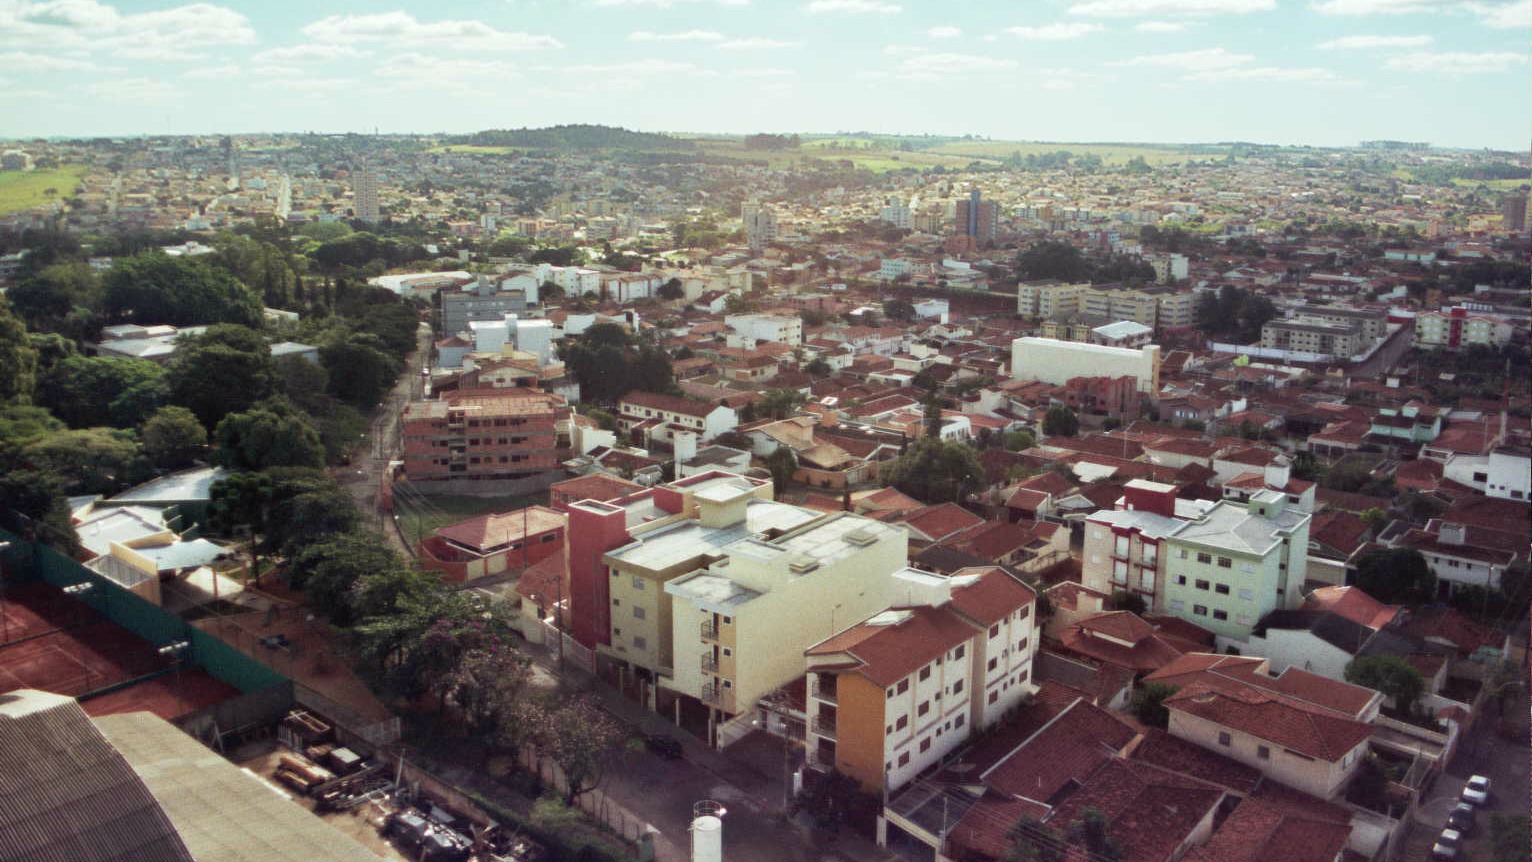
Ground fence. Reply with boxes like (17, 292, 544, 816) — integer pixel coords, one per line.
(294, 683, 402, 747)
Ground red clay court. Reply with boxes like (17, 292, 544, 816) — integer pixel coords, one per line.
(0, 582, 238, 721)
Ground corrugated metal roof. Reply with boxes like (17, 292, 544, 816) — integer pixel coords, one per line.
(95, 712, 386, 862)
(0, 690, 194, 862)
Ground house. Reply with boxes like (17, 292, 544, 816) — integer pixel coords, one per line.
(896, 503, 986, 549)
(416, 505, 566, 584)
(400, 390, 572, 485)
(1053, 610, 1207, 677)
(617, 391, 739, 445)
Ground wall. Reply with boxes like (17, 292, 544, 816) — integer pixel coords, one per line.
(1167, 707, 1356, 799)
(1010, 337, 1160, 394)
(1256, 629, 1354, 680)
(834, 672, 890, 792)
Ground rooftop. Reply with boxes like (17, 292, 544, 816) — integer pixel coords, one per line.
(1169, 500, 1307, 556)
(608, 499, 820, 572)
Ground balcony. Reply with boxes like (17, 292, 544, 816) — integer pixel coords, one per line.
(811, 714, 837, 739)
(700, 621, 719, 641)
(701, 683, 723, 706)
(700, 653, 718, 673)
(810, 680, 837, 703)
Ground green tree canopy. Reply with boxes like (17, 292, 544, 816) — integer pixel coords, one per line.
(1042, 404, 1079, 437)
(0, 297, 39, 404)
(1345, 655, 1424, 711)
(103, 251, 263, 327)
(1353, 546, 1436, 605)
(23, 427, 146, 495)
(757, 388, 807, 420)
(765, 445, 797, 494)
(140, 405, 207, 470)
(36, 355, 169, 428)
(1130, 682, 1179, 728)
(1193, 285, 1278, 344)
(881, 437, 985, 505)
(212, 398, 326, 471)
(320, 337, 400, 407)
(6, 262, 102, 336)
(1003, 428, 1037, 452)
(167, 325, 275, 427)
(290, 532, 409, 625)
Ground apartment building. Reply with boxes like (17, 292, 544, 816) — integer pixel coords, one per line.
(1015, 279, 1088, 318)
(1415, 306, 1514, 350)
(1079, 283, 1193, 331)
(438, 277, 536, 337)
(352, 168, 379, 222)
(803, 566, 1036, 793)
(617, 391, 739, 445)
(1162, 492, 1311, 647)
(742, 200, 778, 251)
(954, 190, 997, 242)
(724, 313, 803, 347)
(1293, 305, 1388, 343)
(400, 390, 572, 484)
(1082, 480, 1215, 607)
(1259, 319, 1365, 358)
(1010, 337, 1162, 394)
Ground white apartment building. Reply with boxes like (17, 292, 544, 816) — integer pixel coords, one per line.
(879, 259, 914, 281)
(724, 313, 804, 347)
(1010, 337, 1162, 393)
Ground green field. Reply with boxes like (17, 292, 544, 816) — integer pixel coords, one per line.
(0, 164, 88, 214)
(392, 488, 545, 548)
(1451, 177, 1530, 191)
(926, 140, 1224, 166)
(427, 144, 522, 155)
(693, 138, 996, 173)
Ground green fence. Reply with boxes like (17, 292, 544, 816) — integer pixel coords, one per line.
(0, 529, 287, 694)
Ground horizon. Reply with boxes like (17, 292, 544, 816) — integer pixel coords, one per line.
(1, 0, 1529, 149)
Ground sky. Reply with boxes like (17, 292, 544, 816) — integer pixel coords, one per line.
(0, 0, 1528, 148)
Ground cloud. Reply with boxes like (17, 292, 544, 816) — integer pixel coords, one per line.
(1188, 65, 1349, 82)
(1467, 0, 1532, 27)
(1134, 20, 1194, 29)
(252, 44, 369, 64)
(1384, 50, 1529, 72)
(83, 75, 178, 101)
(596, 0, 747, 5)
(927, 25, 961, 37)
(805, 0, 901, 13)
(556, 59, 705, 75)
(888, 52, 1018, 80)
(0, 50, 96, 70)
(0, 1, 256, 60)
(1309, 0, 1443, 13)
(1008, 22, 1104, 39)
(1112, 47, 1253, 69)
(375, 53, 522, 80)
(254, 77, 359, 93)
(718, 38, 802, 48)
(628, 29, 725, 41)
(1317, 33, 1433, 47)
(1069, 0, 1272, 16)
(730, 67, 794, 77)
(301, 12, 562, 51)
(183, 63, 240, 79)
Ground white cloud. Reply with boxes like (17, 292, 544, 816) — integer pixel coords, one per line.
(1317, 33, 1433, 47)
(375, 53, 522, 79)
(805, 0, 901, 13)
(1069, 0, 1272, 16)
(718, 38, 802, 48)
(927, 25, 961, 37)
(1384, 50, 1529, 72)
(1467, 0, 1532, 27)
(730, 67, 794, 77)
(301, 12, 562, 51)
(1135, 20, 1194, 29)
(883, 43, 929, 55)
(0, 50, 96, 70)
(596, 0, 747, 5)
(252, 44, 369, 64)
(628, 29, 725, 41)
(556, 59, 705, 75)
(0, 1, 255, 60)
(890, 52, 1017, 80)
(1310, 0, 1446, 13)
(254, 77, 358, 93)
(1111, 47, 1253, 69)
(1188, 65, 1348, 81)
(1008, 22, 1104, 39)
(183, 63, 240, 79)
(83, 75, 178, 101)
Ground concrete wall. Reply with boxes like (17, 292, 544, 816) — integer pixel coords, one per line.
(1010, 337, 1161, 394)
(1168, 707, 1360, 799)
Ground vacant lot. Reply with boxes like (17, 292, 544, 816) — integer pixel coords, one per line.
(0, 164, 88, 213)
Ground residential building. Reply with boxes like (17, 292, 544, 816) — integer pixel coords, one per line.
(352, 168, 379, 222)
(1259, 319, 1365, 358)
(742, 199, 778, 251)
(1293, 305, 1389, 343)
(1150, 252, 1189, 284)
(725, 313, 803, 347)
(617, 391, 739, 445)
(1391, 521, 1518, 598)
(1011, 337, 1162, 394)
(1015, 279, 1089, 319)
(1082, 480, 1215, 608)
(878, 197, 912, 229)
(878, 258, 914, 281)
(1079, 283, 1193, 331)
(1500, 191, 1528, 232)
(1486, 446, 1531, 500)
(400, 390, 572, 484)
(954, 190, 996, 241)
(1415, 306, 1515, 350)
(438, 277, 536, 337)
(416, 505, 566, 583)
(1161, 492, 1312, 646)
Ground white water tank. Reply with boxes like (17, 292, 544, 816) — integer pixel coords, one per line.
(691, 800, 724, 862)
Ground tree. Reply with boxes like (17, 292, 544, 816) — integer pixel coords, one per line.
(1130, 682, 1179, 728)
(213, 399, 326, 471)
(1004, 816, 1062, 862)
(6, 262, 102, 336)
(766, 445, 797, 493)
(534, 695, 625, 803)
(1352, 547, 1436, 605)
(882, 298, 916, 322)
(1003, 429, 1037, 452)
(320, 337, 400, 407)
(24, 427, 146, 495)
(268, 479, 361, 556)
(1066, 808, 1122, 862)
(167, 325, 275, 427)
(657, 277, 684, 301)
(757, 388, 807, 420)
(1016, 240, 1089, 282)
(102, 251, 263, 327)
(140, 405, 207, 469)
(1110, 589, 1147, 615)
(1359, 508, 1389, 534)
(1345, 655, 1424, 712)
(36, 355, 169, 428)
(1042, 405, 1079, 437)
(538, 280, 563, 302)
(442, 644, 533, 736)
(0, 469, 77, 551)
(0, 298, 38, 404)
(805, 357, 831, 377)
(290, 532, 408, 624)
(881, 438, 985, 505)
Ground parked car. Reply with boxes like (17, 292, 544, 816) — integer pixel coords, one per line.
(1447, 803, 1476, 835)
(1460, 775, 1491, 805)
(1431, 827, 1462, 861)
(643, 733, 684, 760)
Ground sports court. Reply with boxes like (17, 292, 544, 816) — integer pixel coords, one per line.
(0, 582, 239, 721)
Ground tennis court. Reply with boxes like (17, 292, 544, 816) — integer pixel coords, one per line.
(0, 581, 90, 644)
(82, 670, 239, 721)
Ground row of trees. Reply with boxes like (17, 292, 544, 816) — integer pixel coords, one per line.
(1014, 240, 1157, 284)
(558, 322, 676, 404)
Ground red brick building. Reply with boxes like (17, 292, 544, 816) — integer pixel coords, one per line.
(401, 389, 572, 484)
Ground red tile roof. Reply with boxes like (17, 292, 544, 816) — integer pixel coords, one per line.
(1130, 727, 1262, 795)
(435, 505, 565, 554)
(947, 567, 1037, 627)
(1046, 758, 1227, 862)
(980, 699, 1140, 803)
(1148, 653, 1378, 718)
(898, 503, 985, 542)
(1163, 685, 1373, 762)
(1396, 606, 1506, 657)
(1302, 586, 1399, 631)
(1190, 794, 1351, 862)
(806, 605, 976, 688)
(549, 473, 644, 504)
(620, 390, 724, 419)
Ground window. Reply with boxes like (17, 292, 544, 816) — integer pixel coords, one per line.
(722, 680, 732, 689)
(896, 715, 908, 731)
(1178, 549, 1189, 559)
(917, 701, 930, 717)
(952, 679, 964, 696)
(887, 688, 895, 699)
(1170, 599, 1185, 612)
(1197, 552, 1212, 564)
(1193, 605, 1208, 616)
(988, 657, 998, 672)
(1215, 584, 1230, 595)
(952, 645, 965, 660)
(1218, 732, 1231, 747)
(1139, 570, 1155, 592)
(897, 679, 909, 695)
(1195, 579, 1210, 591)
(1176, 575, 1187, 586)
(722, 616, 732, 625)
(954, 715, 965, 730)
(919, 666, 931, 682)
(898, 752, 910, 767)
(612, 598, 621, 606)
(722, 647, 732, 657)
(919, 737, 931, 753)
(1257, 745, 1271, 760)
(1217, 557, 1232, 568)
(989, 624, 1000, 638)
(988, 691, 999, 705)
(632, 576, 645, 590)
(1017, 669, 1029, 684)
(1115, 536, 1130, 557)
(1017, 606, 1030, 622)
(1017, 638, 1029, 652)
(1213, 610, 1228, 621)
(1142, 544, 1157, 564)
(613, 627, 621, 636)
(633, 636, 647, 650)
(633, 606, 645, 620)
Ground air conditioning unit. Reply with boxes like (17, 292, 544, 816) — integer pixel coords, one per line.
(845, 527, 879, 547)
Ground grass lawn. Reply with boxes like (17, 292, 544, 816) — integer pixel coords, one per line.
(392, 488, 546, 547)
(927, 140, 1224, 165)
(0, 164, 88, 214)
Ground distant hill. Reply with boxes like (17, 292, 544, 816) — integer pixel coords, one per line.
(453, 124, 695, 151)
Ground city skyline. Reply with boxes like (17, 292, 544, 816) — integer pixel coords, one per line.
(1, 0, 1529, 148)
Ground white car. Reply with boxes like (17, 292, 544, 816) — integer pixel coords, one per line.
(1431, 828, 1462, 861)
(1461, 775, 1492, 805)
